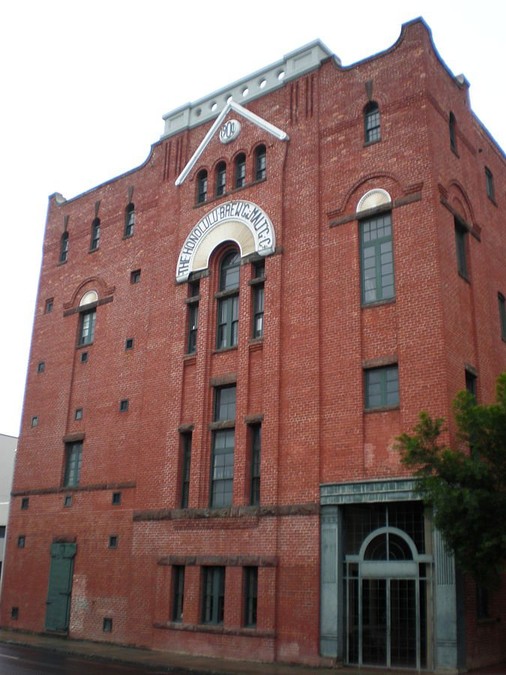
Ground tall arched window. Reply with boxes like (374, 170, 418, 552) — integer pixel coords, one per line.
(217, 249, 240, 349)
(254, 145, 266, 181)
(59, 231, 69, 263)
(124, 203, 135, 237)
(196, 169, 208, 204)
(234, 154, 246, 189)
(215, 162, 227, 197)
(364, 101, 381, 144)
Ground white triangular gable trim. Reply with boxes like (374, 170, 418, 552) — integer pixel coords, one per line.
(175, 101, 289, 187)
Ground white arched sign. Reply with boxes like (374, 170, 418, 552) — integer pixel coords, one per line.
(176, 200, 276, 282)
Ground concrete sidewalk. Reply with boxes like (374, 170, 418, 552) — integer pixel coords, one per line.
(0, 628, 505, 674)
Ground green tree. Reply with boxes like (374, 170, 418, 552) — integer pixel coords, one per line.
(397, 373, 506, 588)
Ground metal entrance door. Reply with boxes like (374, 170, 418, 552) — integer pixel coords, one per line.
(345, 527, 428, 670)
(45, 542, 76, 632)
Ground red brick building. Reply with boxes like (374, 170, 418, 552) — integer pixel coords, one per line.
(1, 18, 505, 671)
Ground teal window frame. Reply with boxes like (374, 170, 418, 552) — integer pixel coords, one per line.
(78, 309, 96, 346)
(365, 365, 399, 409)
(360, 213, 395, 304)
(63, 441, 83, 487)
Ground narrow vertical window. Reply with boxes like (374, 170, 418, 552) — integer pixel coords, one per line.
(449, 112, 457, 153)
(124, 203, 135, 237)
(254, 145, 266, 181)
(455, 219, 469, 279)
(465, 369, 477, 400)
(78, 309, 96, 346)
(211, 386, 236, 508)
(244, 567, 258, 627)
(360, 212, 394, 304)
(172, 566, 185, 622)
(187, 280, 199, 355)
(45, 298, 54, 314)
(234, 153, 246, 188)
(59, 231, 69, 263)
(215, 162, 227, 197)
(196, 169, 208, 204)
(217, 250, 240, 349)
(90, 218, 100, 251)
(485, 167, 495, 202)
(364, 101, 381, 144)
(250, 424, 261, 506)
(499, 293, 506, 341)
(63, 441, 83, 487)
(180, 433, 192, 508)
(251, 260, 265, 339)
(202, 567, 225, 625)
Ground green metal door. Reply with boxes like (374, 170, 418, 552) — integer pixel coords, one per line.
(45, 542, 76, 632)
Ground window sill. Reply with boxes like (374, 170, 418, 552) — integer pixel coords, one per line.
(363, 138, 381, 147)
(487, 195, 498, 207)
(213, 346, 238, 354)
(458, 271, 471, 283)
(365, 405, 400, 414)
(361, 298, 395, 309)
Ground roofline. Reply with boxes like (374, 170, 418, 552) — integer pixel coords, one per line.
(161, 39, 339, 139)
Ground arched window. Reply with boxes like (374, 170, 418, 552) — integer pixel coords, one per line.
(364, 101, 381, 144)
(90, 218, 100, 251)
(234, 154, 246, 189)
(254, 145, 266, 181)
(124, 203, 135, 237)
(215, 162, 227, 197)
(196, 169, 208, 204)
(449, 112, 457, 153)
(59, 231, 69, 263)
(217, 249, 240, 349)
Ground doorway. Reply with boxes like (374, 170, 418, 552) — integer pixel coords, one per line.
(45, 542, 76, 632)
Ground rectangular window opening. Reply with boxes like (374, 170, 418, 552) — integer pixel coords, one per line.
(202, 566, 225, 625)
(63, 441, 83, 487)
(360, 213, 394, 305)
(365, 365, 399, 410)
(172, 566, 185, 622)
(181, 433, 192, 508)
(244, 567, 258, 627)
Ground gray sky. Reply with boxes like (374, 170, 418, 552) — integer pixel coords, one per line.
(1, 0, 505, 437)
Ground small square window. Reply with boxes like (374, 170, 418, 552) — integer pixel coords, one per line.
(75, 408, 83, 420)
(109, 535, 118, 549)
(21, 498, 29, 510)
(18, 536, 26, 549)
(64, 495, 73, 507)
(45, 298, 54, 313)
(31, 416, 39, 428)
(80, 352, 89, 363)
(119, 399, 129, 412)
(130, 269, 141, 284)
(11, 607, 19, 620)
(112, 492, 122, 505)
(37, 361, 45, 373)
(125, 338, 134, 350)
(103, 617, 113, 633)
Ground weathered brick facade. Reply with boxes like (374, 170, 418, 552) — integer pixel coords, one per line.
(1, 18, 505, 671)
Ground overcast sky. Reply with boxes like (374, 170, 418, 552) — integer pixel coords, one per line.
(1, 1, 504, 438)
